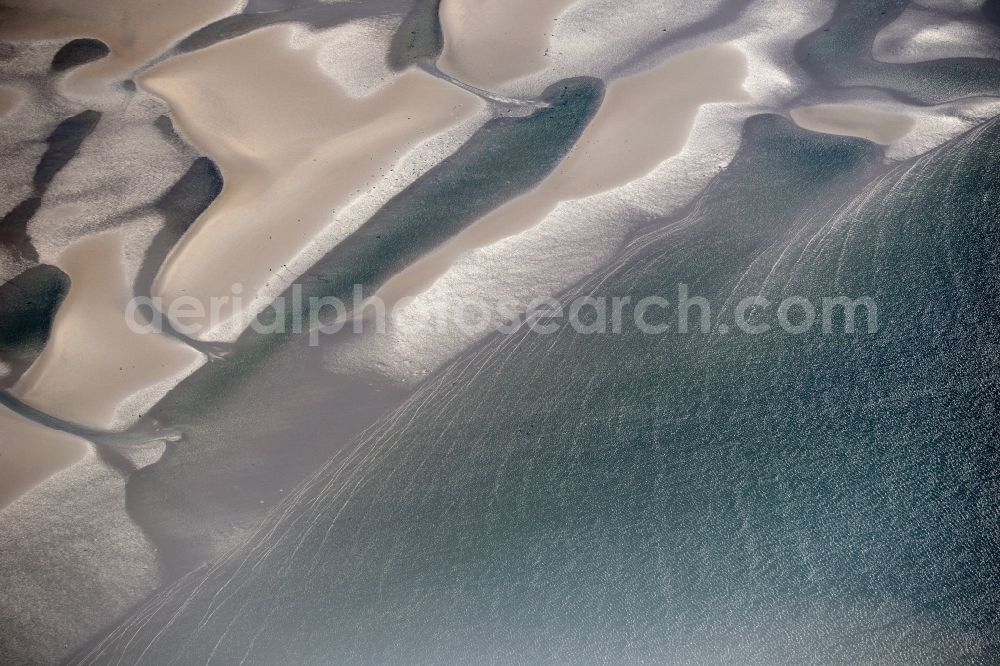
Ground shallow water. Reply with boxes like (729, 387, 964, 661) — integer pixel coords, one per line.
(1, 0, 998, 663)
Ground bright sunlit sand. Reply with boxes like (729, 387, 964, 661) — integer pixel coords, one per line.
(0, 405, 90, 511)
(790, 104, 916, 145)
(12, 231, 205, 431)
(140, 25, 485, 342)
(375, 44, 750, 307)
(438, 0, 576, 90)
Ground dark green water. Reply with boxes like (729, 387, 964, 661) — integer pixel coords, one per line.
(119, 76, 604, 573)
(795, 0, 1000, 104)
(79, 116, 1000, 663)
(0, 264, 68, 382)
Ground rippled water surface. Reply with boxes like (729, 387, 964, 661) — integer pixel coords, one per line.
(0, 0, 998, 663)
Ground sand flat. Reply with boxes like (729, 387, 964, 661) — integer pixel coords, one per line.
(790, 104, 916, 145)
(139, 25, 484, 341)
(873, 6, 1000, 64)
(376, 44, 749, 306)
(438, 0, 576, 89)
(0, 86, 24, 118)
(0, 437, 161, 663)
(0, 0, 242, 86)
(0, 405, 91, 511)
(12, 231, 205, 431)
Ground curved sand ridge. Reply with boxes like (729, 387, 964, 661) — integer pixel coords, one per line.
(786, 94, 1000, 162)
(141, 25, 485, 342)
(12, 231, 206, 431)
(0, 0, 244, 92)
(873, 4, 1000, 64)
(0, 405, 89, 511)
(790, 104, 916, 145)
(374, 44, 750, 309)
(334, 0, 835, 384)
(438, 0, 576, 90)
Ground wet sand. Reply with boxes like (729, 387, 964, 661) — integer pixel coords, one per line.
(12, 232, 205, 431)
(0, 405, 90, 510)
(873, 6, 1000, 64)
(0, 0, 243, 89)
(1, 0, 998, 663)
(375, 44, 749, 306)
(140, 25, 485, 341)
(0, 87, 23, 118)
(438, 0, 576, 90)
(790, 104, 915, 145)
(0, 441, 161, 664)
